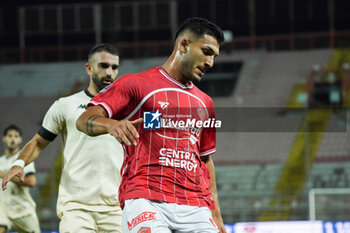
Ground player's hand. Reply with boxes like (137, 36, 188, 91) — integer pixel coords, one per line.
(212, 209, 227, 233)
(218, 224, 227, 233)
(107, 118, 143, 146)
(0, 170, 6, 178)
(2, 166, 25, 190)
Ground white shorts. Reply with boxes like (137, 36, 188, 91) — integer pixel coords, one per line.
(0, 210, 11, 231)
(59, 208, 122, 233)
(0, 209, 40, 233)
(122, 198, 219, 233)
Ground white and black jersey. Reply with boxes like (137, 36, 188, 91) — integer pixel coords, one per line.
(39, 90, 124, 218)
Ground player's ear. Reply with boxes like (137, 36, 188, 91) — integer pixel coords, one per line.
(85, 63, 92, 75)
(179, 38, 190, 54)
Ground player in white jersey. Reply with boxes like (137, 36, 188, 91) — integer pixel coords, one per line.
(0, 124, 40, 233)
(2, 44, 124, 232)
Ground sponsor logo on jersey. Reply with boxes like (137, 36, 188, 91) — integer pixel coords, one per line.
(197, 107, 207, 121)
(159, 148, 198, 172)
(127, 211, 157, 230)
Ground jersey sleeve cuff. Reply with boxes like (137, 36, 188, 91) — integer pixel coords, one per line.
(25, 172, 35, 177)
(38, 126, 57, 141)
(88, 100, 113, 118)
(200, 148, 216, 156)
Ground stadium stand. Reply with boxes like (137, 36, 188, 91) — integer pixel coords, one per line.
(0, 62, 86, 97)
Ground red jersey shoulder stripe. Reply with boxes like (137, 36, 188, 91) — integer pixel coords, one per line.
(200, 148, 216, 156)
(124, 88, 209, 120)
(89, 100, 113, 119)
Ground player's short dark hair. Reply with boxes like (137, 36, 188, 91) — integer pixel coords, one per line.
(2, 124, 22, 136)
(175, 17, 224, 45)
(88, 43, 119, 62)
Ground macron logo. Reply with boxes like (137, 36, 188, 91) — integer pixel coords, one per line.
(158, 101, 169, 109)
(77, 104, 87, 109)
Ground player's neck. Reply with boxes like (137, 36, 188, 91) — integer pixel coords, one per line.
(162, 56, 187, 85)
(87, 85, 98, 97)
(5, 147, 19, 158)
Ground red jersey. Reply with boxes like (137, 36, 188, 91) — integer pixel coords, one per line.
(89, 67, 216, 209)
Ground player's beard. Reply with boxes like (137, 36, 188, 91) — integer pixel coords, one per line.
(180, 55, 200, 83)
(92, 73, 112, 92)
(6, 140, 19, 152)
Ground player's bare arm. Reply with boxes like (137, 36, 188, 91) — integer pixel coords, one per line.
(76, 105, 142, 146)
(0, 170, 36, 187)
(201, 155, 227, 233)
(2, 133, 50, 190)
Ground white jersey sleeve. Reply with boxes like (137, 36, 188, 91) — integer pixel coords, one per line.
(24, 162, 36, 175)
(40, 99, 65, 140)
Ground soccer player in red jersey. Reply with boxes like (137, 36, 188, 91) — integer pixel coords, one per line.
(77, 17, 227, 233)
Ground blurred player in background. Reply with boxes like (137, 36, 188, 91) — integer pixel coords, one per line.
(0, 124, 40, 233)
(77, 18, 227, 233)
(2, 44, 124, 232)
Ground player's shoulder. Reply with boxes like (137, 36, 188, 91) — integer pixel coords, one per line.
(192, 85, 214, 105)
(117, 67, 159, 84)
(0, 152, 19, 162)
(44, 91, 86, 116)
(58, 90, 85, 101)
(54, 90, 85, 106)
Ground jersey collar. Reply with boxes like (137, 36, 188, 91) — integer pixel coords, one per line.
(84, 89, 95, 98)
(158, 67, 193, 89)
